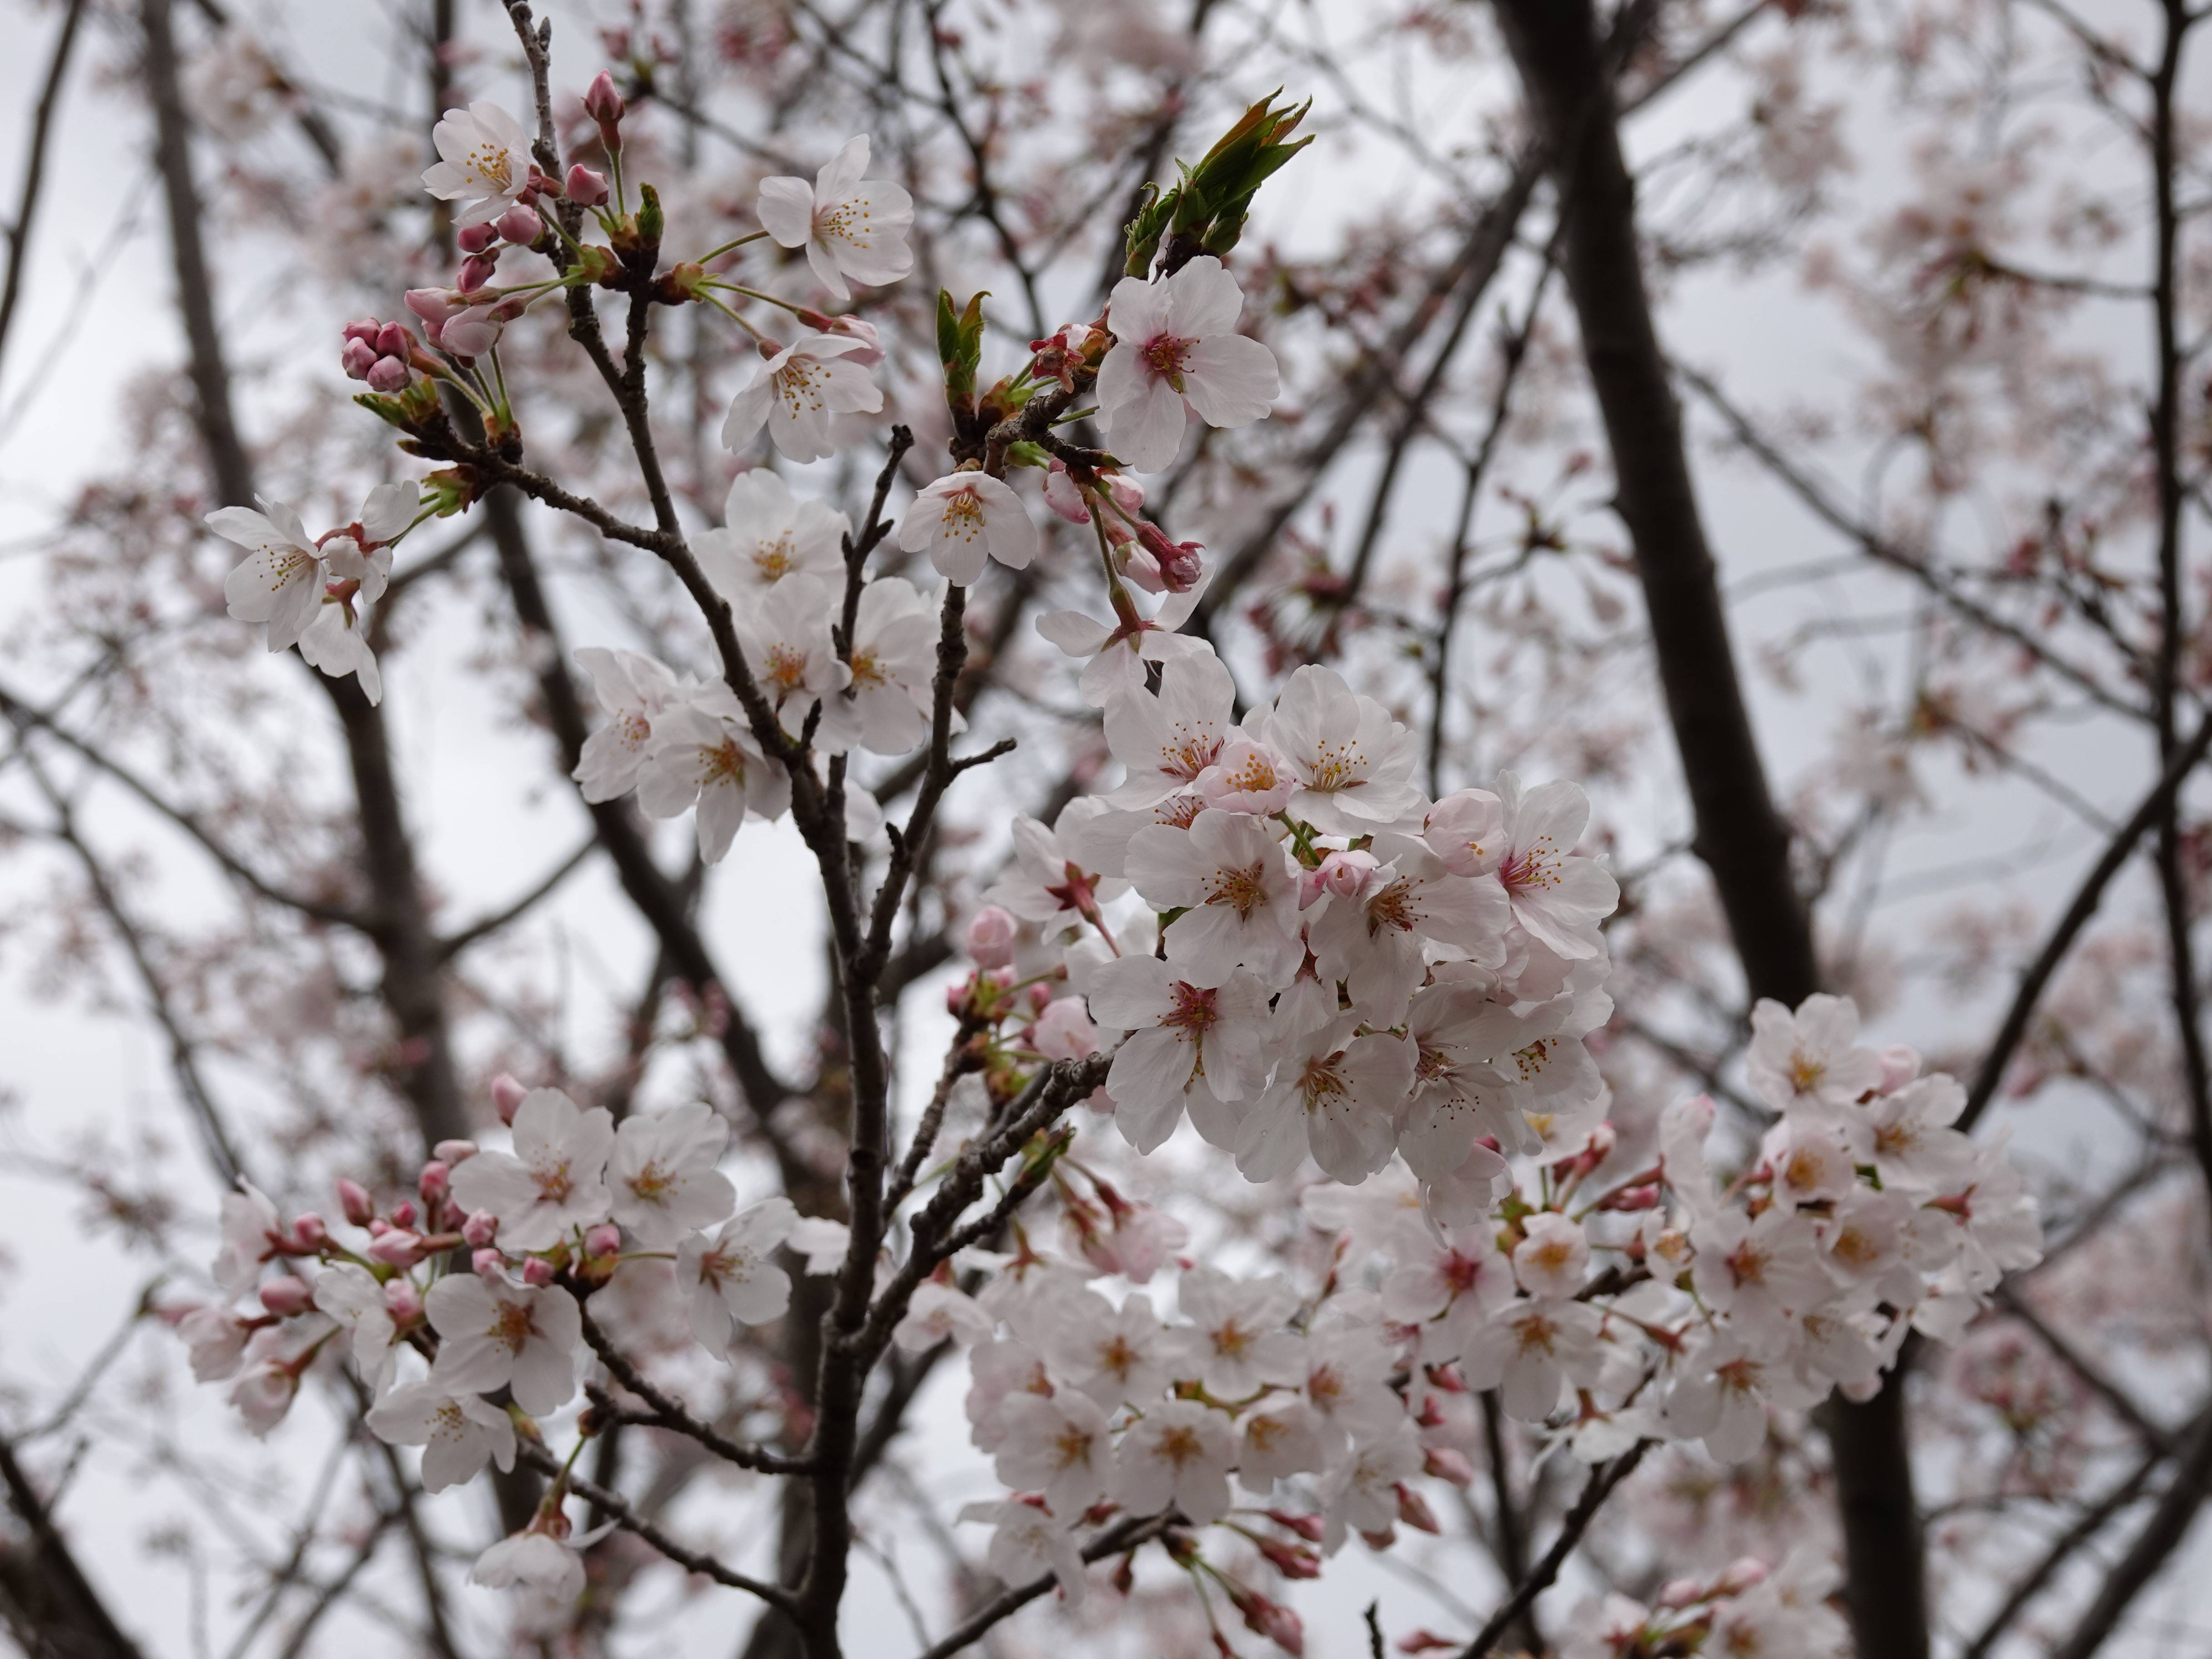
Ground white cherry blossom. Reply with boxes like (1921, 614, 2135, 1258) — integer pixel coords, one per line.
(737, 575, 850, 742)
(1086, 957, 1272, 1151)
(893, 1282, 995, 1352)
(1398, 985, 1524, 1181)
(471, 1530, 583, 1603)
(213, 1179, 284, 1298)
(573, 648, 688, 803)
(1318, 1419, 1424, 1553)
(425, 1275, 580, 1417)
(1689, 1207, 1834, 1353)
(1513, 1212, 1592, 1300)
(1300, 1324, 1406, 1449)
(211, 498, 326, 653)
(755, 135, 915, 302)
(636, 687, 792, 863)
(313, 1262, 399, 1393)
(896, 471, 1038, 586)
(1041, 1289, 1173, 1406)
(983, 802, 1129, 942)
(722, 332, 884, 463)
(1306, 840, 1510, 1019)
(1234, 1020, 1417, 1184)
(696, 470, 849, 596)
(366, 1378, 519, 1492)
(1763, 1118, 1859, 1213)
(829, 576, 938, 754)
(1126, 808, 1303, 988)
(297, 597, 383, 704)
(1853, 1073, 1976, 1194)
(421, 101, 531, 225)
(1252, 665, 1423, 835)
(180, 1307, 250, 1381)
(447, 1087, 614, 1252)
(1459, 1295, 1605, 1423)
(1113, 1398, 1236, 1524)
(1102, 651, 1233, 806)
(1171, 1267, 1305, 1397)
(609, 1102, 735, 1247)
(1239, 1398, 1329, 1484)
(678, 1196, 800, 1352)
(1664, 1335, 1822, 1463)
(1097, 256, 1279, 472)
(957, 1500, 1090, 1604)
(994, 1390, 1113, 1517)
(1036, 586, 1214, 706)
(1746, 993, 1884, 1116)
(1424, 774, 1619, 958)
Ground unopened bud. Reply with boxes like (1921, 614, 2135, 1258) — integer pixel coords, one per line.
(368, 1229, 427, 1267)
(495, 204, 543, 247)
(1266, 1509, 1325, 1543)
(1394, 1483, 1440, 1533)
(342, 317, 382, 345)
(521, 1257, 556, 1287)
(434, 1138, 477, 1165)
(365, 357, 410, 393)
(472, 1247, 508, 1279)
(457, 221, 499, 254)
(342, 338, 379, 379)
(1716, 1557, 1769, 1595)
(965, 904, 1018, 970)
(1877, 1044, 1922, 1094)
(383, 1277, 424, 1323)
(387, 1198, 418, 1231)
(288, 1214, 328, 1252)
(375, 322, 413, 359)
(583, 70, 625, 143)
(1422, 1445, 1474, 1487)
(1253, 1534, 1321, 1579)
(491, 1074, 528, 1125)
(259, 1275, 315, 1317)
(457, 252, 499, 294)
(564, 164, 608, 207)
(1656, 1576, 1705, 1610)
(418, 1161, 450, 1205)
(584, 1223, 622, 1258)
(462, 1209, 499, 1247)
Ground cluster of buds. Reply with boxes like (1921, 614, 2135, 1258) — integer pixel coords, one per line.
(1042, 457, 1204, 593)
(341, 318, 419, 392)
(337, 1135, 483, 1269)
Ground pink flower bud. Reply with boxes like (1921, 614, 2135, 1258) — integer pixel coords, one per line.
(1267, 1509, 1325, 1543)
(404, 287, 463, 325)
(342, 317, 382, 345)
(584, 1224, 622, 1258)
(1394, 1482, 1440, 1533)
(457, 252, 499, 293)
(1422, 1446, 1474, 1487)
(457, 221, 499, 254)
(259, 1275, 315, 1317)
(365, 1217, 390, 1237)
(817, 313, 883, 366)
(1136, 521, 1205, 591)
(564, 164, 609, 206)
(288, 1214, 328, 1252)
(388, 1199, 418, 1231)
(365, 357, 410, 393)
(1877, 1044, 1922, 1094)
(1254, 1535, 1322, 1579)
(495, 204, 543, 247)
(520, 1257, 556, 1287)
(965, 904, 1018, 969)
(462, 1209, 499, 1247)
(1300, 848, 1379, 910)
(584, 70, 626, 137)
(472, 1247, 507, 1279)
(342, 338, 379, 379)
(1042, 462, 1092, 524)
(1716, 1557, 1769, 1595)
(1656, 1576, 1705, 1609)
(491, 1073, 528, 1125)
(368, 1230, 427, 1267)
(434, 1139, 477, 1164)
(375, 322, 413, 359)
(418, 1161, 450, 1204)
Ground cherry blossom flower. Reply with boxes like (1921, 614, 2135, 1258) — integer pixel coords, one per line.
(1397, 986, 1524, 1182)
(1317, 1419, 1425, 1553)
(1086, 957, 1272, 1151)
(722, 333, 885, 463)
(827, 576, 938, 754)
(1746, 993, 1884, 1116)
(894, 1282, 996, 1352)
(179, 1308, 251, 1382)
(447, 1087, 614, 1252)
(573, 649, 688, 803)
(1664, 1335, 1822, 1463)
(1102, 651, 1234, 806)
(1380, 1223, 1514, 1326)
(1852, 1073, 1976, 1194)
(956, 1500, 1090, 1604)
(424, 1274, 581, 1417)
(471, 1530, 583, 1603)
(1114, 1398, 1236, 1525)
(1459, 1295, 1605, 1423)
(213, 1179, 285, 1298)
(297, 596, 383, 704)
(635, 687, 792, 863)
(1240, 1398, 1329, 1485)
(312, 1263, 398, 1393)
(1196, 729, 1300, 815)
(1763, 1118, 1859, 1212)
(1097, 256, 1279, 471)
(677, 1196, 800, 1352)
(1252, 665, 1422, 835)
(1172, 1267, 1306, 1397)
(1126, 808, 1304, 988)
(995, 1390, 1113, 1517)
(1300, 1324, 1406, 1449)
(366, 1378, 518, 1492)
(983, 802, 1128, 941)
(737, 575, 851, 741)
(696, 470, 849, 596)
(211, 498, 327, 654)
(1513, 1212, 1592, 1300)
(1234, 1020, 1417, 1184)
(228, 1317, 332, 1436)
(897, 471, 1038, 586)
(1306, 840, 1510, 1020)
(1689, 1208, 1834, 1352)
(609, 1102, 735, 1247)
(421, 101, 531, 226)
(1816, 1187, 1916, 1296)
(1036, 586, 1215, 706)
(1041, 1289, 1172, 1406)
(1424, 775, 1619, 958)
(755, 135, 916, 303)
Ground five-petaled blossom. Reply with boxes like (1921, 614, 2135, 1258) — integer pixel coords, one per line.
(722, 333, 885, 463)
(755, 134, 916, 303)
(447, 1086, 615, 1252)
(898, 470, 1039, 586)
(1097, 256, 1280, 472)
(421, 101, 533, 226)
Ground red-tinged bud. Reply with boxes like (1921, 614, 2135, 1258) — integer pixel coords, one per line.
(1254, 1534, 1322, 1579)
(1360, 1525, 1396, 1551)
(1656, 1576, 1704, 1609)
(584, 70, 625, 144)
(1877, 1043, 1922, 1094)
(1211, 1636, 1237, 1659)
(491, 1073, 528, 1125)
(756, 335, 787, 361)
(965, 904, 1017, 969)
(342, 338, 379, 379)
(565, 164, 609, 207)
(1602, 1182, 1661, 1212)
(521, 1257, 556, 1287)
(1394, 1483, 1440, 1533)
(418, 1161, 450, 1205)
(457, 252, 499, 293)
(1423, 1446, 1474, 1487)
(388, 1199, 419, 1231)
(368, 1229, 427, 1267)
(365, 356, 410, 393)
(434, 1138, 477, 1165)
(365, 1217, 390, 1237)
(457, 221, 499, 255)
(1716, 1556, 1768, 1595)
(405, 287, 463, 326)
(1266, 1508, 1325, 1543)
(342, 317, 382, 345)
(375, 322, 412, 359)
(496, 204, 543, 247)
(585, 1223, 622, 1258)
(383, 1277, 424, 1323)
(1109, 1553, 1136, 1595)
(462, 1209, 499, 1247)
(288, 1214, 328, 1252)
(1396, 1633, 1461, 1654)
(472, 1247, 507, 1279)
(259, 1275, 315, 1317)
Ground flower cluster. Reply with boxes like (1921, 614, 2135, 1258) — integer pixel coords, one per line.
(1558, 1550, 1848, 1659)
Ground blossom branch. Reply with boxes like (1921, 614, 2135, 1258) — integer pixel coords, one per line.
(1456, 1441, 1653, 1659)
(908, 1510, 1177, 1659)
(576, 1302, 812, 1475)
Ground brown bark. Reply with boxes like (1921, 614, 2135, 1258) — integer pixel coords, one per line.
(1486, 3, 1925, 1654)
